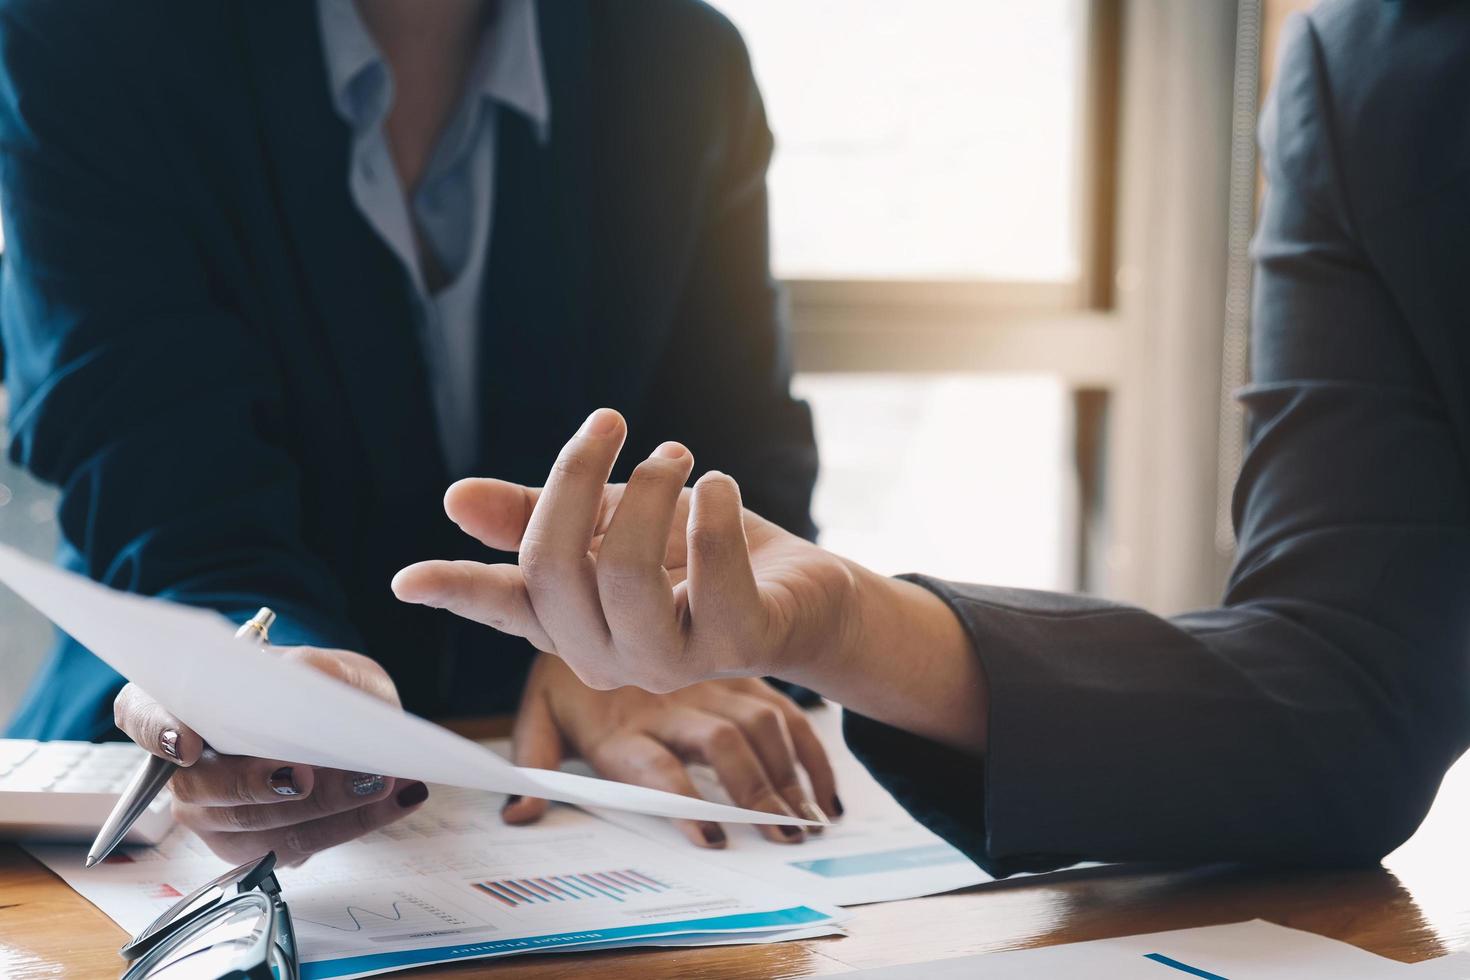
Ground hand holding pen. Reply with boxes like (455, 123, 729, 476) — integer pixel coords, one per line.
(95, 609, 428, 868)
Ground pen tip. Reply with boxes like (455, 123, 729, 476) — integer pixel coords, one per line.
(85, 855, 99, 869)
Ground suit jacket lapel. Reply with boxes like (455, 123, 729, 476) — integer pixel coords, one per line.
(477, 0, 600, 474)
(235, 2, 448, 499)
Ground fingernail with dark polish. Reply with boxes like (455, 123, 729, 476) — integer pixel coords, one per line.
(778, 825, 804, 841)
(501, 794, 523, 813)
(396, 782, 429, 808)
(699, 823, 726, 847)
(349, 773, 386, 797)
(159, 729, 181, 761)
(831, 795, 845, 818)
(269, 767, 300, 797)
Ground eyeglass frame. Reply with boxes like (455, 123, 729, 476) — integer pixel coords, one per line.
(118, 850, 299, 980)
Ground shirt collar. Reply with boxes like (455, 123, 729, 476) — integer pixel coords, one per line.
(317, 0, 550, 141)
(477, 0, 550, 141)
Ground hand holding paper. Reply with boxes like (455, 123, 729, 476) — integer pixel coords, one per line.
(0, 544, 821, 828)
(112, 644, 431, 866)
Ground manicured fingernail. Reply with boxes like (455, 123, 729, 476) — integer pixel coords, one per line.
(778, 825, 804, 841)
(501, 794, 523, 813)
(582, 408, 619, 436)
(799, 801, 827, 831)
(349, 773, 386, 797)
(159, 729, 181, 761)
(831, 795, 845, 818)
(653, 441, 686, 460)
(699, 823, 726, 847)
(269, 767, 301, 797)
(396, 782, 429, 808)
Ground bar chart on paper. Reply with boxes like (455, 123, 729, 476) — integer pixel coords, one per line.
(474, 868, 673, 907)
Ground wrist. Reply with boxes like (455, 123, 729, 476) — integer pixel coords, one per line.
(772, 559, 897, 689)
(783, 567, 987, 754)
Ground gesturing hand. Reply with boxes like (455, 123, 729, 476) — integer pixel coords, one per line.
(113, 647, 429, 866)
(391, 408, 862, 695)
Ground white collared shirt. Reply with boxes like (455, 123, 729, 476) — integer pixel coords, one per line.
(317, 0, 551, 478)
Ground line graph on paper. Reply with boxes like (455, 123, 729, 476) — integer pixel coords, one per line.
(292, 887, 491, 937)
(295, 900, 415, 933)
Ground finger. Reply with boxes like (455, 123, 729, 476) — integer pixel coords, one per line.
(641, 708, 805, 844)
(708, 692, 827, 830)
(113, 685, 205, 766)
(518, 408, 627, 648)
(502, 687, 565, 826)
(596, 442, 694, 662)
(284, 647, 400, 706)
(172, 766, 402, 832)
(190, 781, 429, 867)
(170, 752, 326, 807)
(392, 560, 556, 652)
(771, 697, 842, 820)
(685, 472, 763, 659)
(444, 478, 543, 552)
(443, 480, 633, 549)
(586, 731, 728, 849)
(445, 477, 694, 572)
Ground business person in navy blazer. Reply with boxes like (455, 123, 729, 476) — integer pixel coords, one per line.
(0, 0, 841, 865)
(399, 0, 1470, 871)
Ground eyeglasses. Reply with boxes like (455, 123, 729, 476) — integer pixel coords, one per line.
(119, 851, 299, 980)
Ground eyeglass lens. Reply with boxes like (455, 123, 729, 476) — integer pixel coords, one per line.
(134, 897, 273, 979)
(131, 855, 274, 957)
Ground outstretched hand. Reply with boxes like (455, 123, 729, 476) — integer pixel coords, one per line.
(391, 408, 861, 694)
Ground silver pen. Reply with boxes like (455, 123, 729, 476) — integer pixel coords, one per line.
(85, 607, 276, 868)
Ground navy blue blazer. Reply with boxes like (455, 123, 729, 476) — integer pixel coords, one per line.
(846, 0, 1470, 873)
(0, 0, 817, 738)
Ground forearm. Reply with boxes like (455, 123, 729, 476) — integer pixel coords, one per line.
(777, 563, 988, 754)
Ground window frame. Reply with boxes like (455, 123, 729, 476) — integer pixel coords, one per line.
(782, 0, 1250, 612)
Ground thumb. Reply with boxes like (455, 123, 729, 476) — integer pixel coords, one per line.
(502, 690, 563, 826)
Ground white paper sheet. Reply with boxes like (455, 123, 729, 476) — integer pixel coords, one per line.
(27, 785, 845, 979)
(544, 707, 995, 906)
(0, 544, 817, 826)
(1412, 950, 1470, 977)
(841, 920, 1429, 979)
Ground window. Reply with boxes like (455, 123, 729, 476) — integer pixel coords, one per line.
(795, 373, 1074, 589)
(712, 0, 1112, 589)
(715, 0, 1088, 283)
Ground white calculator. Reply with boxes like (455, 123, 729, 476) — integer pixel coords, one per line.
(0, 739, 173, 845)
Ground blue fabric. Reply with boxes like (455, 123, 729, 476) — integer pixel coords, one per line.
(317, 0, 549, 477)
(846, 0, 1470, 874)
(0, 0, 817, 739)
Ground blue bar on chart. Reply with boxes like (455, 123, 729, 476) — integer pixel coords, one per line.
(472, 869, 671, 908)
(787, 844, 970, 879)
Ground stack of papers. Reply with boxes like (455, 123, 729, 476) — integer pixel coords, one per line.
(29, 787, 845, 979)
(0, 545, 990, 976)
(25, 707, 1001, 978)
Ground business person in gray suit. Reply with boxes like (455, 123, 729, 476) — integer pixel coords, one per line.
(394, 0, 1470, 874)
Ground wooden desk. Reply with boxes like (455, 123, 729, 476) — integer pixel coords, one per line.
(3, 726, 1467, 979)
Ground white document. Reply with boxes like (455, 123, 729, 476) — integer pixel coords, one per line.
(1412, 950, 1470, 977)
(0, 545, 816, 827)
(26, 785, 845, 980)
(554, 707, 994, 906)
(841, 920, 1432, 979)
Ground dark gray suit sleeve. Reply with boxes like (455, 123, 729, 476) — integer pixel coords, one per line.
(845, 11, 1470, 876)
